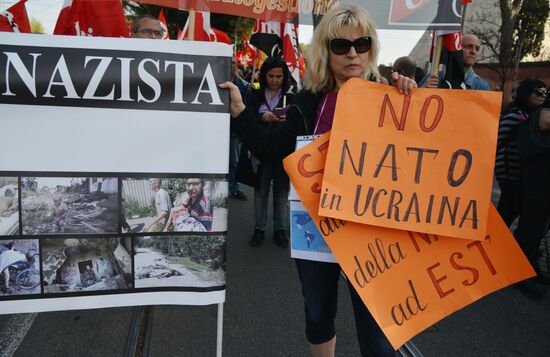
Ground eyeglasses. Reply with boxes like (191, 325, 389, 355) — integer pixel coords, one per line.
(534, 88, 547, 97)
(135, 28, 165, 38)
(329, 36, 372, 55)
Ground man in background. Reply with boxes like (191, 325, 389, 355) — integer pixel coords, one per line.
(392, 56, 417, 81)
(422, 34, 490, 90)
(131, 14, 164, 39)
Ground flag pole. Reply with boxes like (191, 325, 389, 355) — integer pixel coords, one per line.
(188, 10, 195, 41)
(431, 36, 443, 77)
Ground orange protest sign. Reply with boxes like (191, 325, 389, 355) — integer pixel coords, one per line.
(319, 79, 502, 241)
(283, 133, 534, 350)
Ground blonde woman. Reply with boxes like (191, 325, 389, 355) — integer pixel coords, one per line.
(221, 5, 415, 356)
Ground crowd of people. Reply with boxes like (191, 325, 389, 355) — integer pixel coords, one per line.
(60, 9, 550, 356)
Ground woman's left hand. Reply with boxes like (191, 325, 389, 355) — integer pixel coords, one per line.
(391, 72, 417, 96)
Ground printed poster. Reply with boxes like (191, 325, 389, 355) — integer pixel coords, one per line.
(0, 32, 230, 313)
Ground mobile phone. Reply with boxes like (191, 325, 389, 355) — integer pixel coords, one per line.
(273, 107, 287, 117)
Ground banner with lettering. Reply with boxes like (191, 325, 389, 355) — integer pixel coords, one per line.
(138, 0, 463, 29)
(283, 133, 534, 349)
(0, 32, 230, 313)
(319, 79, 502, 241)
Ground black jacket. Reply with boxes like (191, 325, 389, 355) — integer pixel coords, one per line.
(231, 90, 323, 162)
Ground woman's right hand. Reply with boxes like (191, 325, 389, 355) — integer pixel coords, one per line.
(218, 81, 246, 118)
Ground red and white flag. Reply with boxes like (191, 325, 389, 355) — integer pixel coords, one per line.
(54, 0, 128, 37)
(0, 0, 31, 33)
(179, 11, 231, 44)
(179, 11, 212, 41)
(158, 8, 170, 40)
(282, 22, 301, 89)
(210, 27, 231, 44)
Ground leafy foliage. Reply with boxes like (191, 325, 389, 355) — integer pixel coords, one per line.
(469, 0, 549, 90)
(124, 198, 156, 218)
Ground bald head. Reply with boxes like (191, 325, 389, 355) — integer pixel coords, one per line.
(392, 56, 417, 80)
(462, 34, 481, 69)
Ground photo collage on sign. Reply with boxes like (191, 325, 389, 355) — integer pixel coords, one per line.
(0, 175, 227, 298)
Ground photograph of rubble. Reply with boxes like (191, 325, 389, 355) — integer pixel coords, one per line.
(41, 237, 132, 294)
(134, 235, 225, 289)
(0, 177, 19, 236)
(21, 177, 119, 235)
(0, 239, 41, 297)
(122, 177, 227, 233)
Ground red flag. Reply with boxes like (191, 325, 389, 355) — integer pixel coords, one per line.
(240, 29, 256, 67)
(180, 11, 211, 41)
(178, 11, 230, 44)
(0, 0, 31, 33)
(158, 8, 170, 40)
(53, 0, 128, 37)
(210, 27, 232, 44)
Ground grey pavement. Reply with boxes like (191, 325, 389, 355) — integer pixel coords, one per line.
(0, 184, 549, 356)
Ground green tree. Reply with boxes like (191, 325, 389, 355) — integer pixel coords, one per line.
(30, 17, 45, 34)
(469, 0, 549, 91)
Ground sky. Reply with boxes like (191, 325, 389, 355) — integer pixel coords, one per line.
(0, 0, 423, 65)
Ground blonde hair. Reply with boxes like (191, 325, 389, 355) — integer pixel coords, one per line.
(304, 5, 380, 93)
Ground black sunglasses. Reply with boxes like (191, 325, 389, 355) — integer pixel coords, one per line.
(534, 88, 547, 97)
(329, 36, 372, 55)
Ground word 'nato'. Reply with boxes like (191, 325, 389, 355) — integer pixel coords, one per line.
(1, 50, 223, 106)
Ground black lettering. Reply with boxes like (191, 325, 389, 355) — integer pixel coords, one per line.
(339, 139, 366, 176)
(387, 189, 403, 221)
(353, 185, 374, 216)
(406, 147, 439, 184)
(459, 200, 478, 229)
(448, 149, 473, 187)
(437, 196, 460, 225)
(403, 192, 421, 223)
(372, 188, 387, 218)
(373, 144, 398, 181)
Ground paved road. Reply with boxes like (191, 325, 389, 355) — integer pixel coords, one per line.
(0, 185, 549, 356)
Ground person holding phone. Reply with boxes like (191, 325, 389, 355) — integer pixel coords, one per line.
(245, 57, 295, 248)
